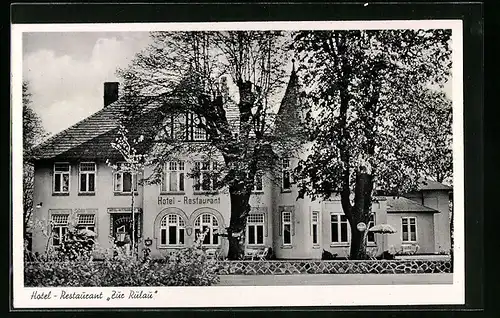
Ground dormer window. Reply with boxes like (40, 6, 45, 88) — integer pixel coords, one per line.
(187, 113, 207, 141)
(160, 112, 207, 141)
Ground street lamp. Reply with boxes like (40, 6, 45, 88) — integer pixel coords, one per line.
(35, 202, 43, 209)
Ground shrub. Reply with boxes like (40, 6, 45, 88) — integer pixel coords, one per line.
(25, 246, 219, 287)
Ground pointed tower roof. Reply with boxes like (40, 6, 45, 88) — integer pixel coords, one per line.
(274, 59, 305, 141)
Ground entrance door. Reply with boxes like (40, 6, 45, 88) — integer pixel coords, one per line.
(111, 213, 141, 248)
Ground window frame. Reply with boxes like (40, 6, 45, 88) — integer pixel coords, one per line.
(187, 113, 207, 141)
(367, 213, 376, 244)
(113, 163, 138, 194)
(159, 214, 186, 247)
(194, 213, 220, 247)
(401, 216, 418, 243)
(50, 214, 69, 246)
(193, 161, 218, 193)
(78, 162, 96, 194)
(252, 170, 264, 193)
(246, 213, 265, 246)
(281, 158, 291, 191)
(160, 161, 185, 193)
(282, 211, 292, 246)
(330, 213, 350, 245)
(53, 162, 71, 194)
(76, 213, 96, 233)
(311, 211, 320, 246)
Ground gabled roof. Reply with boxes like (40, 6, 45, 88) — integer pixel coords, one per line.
(417, 178, 452, 191)
(30, 100, 127, 160)
(386, 197, 440, 213)
(30, 98, 164, 161)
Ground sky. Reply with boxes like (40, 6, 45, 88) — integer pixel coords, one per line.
(23, 32, 152, 136)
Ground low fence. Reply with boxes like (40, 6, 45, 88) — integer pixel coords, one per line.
(217, 259, 452, 275)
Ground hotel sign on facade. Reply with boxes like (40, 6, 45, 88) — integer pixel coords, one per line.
(157, 196, 221, 205)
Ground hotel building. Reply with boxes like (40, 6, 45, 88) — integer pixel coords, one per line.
(29, 69, 452, 259)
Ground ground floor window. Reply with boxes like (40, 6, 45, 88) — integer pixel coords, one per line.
(282, 211, 292, 245)
(77, 213, 96, 233)
(331, 213, 349, 243)
(51, 214, 69, 246)
(246, 213, 265, 245)
(311, 211, 320, 245)
(160, 214, 185, 246)
(367, 214, 375, 243)
(402, 217, 417, 242)
(194, 213, 219, 246)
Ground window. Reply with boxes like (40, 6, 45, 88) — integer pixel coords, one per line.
(187, 113, 207, 141)
(282, 211, 292, 245)
(247, 214, 265, 245)
(51, 214, 69, 246)
(367, 214, 375, 243)
(77, 214, 96, 232)
(162, 113, 186, 140)
(402, 217, 417, 242)
(79, 162, 96, 193)
(253, 171, 263, 192)
(194, 214, 219, 246)
(331, 214, 349, 243)
(194, 161, 218, 192)
(311, 211, 320, 245)
(160, 214, 185, 246)
(53, 163, 70, 193)
(282, 158, 291, 191)
(113, 164, 138, 193)
(161, 161, 185, 192)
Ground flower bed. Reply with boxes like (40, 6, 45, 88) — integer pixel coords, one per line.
(217, 259, 452, 275)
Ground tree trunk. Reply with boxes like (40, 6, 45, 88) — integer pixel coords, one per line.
(226, 191, 250, 260)
(350, 226, 367, 260)
(349, 170, 374, 260)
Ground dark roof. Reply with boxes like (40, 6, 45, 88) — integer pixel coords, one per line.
(30, 98, 165, 161)
(274, 66, 307, 142)
(386, 197, 439, 213)
(30, 100, 127, 160)
(29, 91, 242, 161)
(417, 178, 452, 191)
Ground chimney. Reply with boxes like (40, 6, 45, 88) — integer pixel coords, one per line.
(103, 82, 119, 107)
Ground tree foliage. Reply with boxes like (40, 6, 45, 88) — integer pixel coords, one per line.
(117, 31, 295, 259)
(292, 29, 452, 259)
(23, 81, 46, 239)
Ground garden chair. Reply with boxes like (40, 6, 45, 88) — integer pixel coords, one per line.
(401, 243, 419, 255)
(255, 247, 269, 261)
(205, 248, 218, 259)
(243, 248, 258, 260)
(366, 247, 378, 260)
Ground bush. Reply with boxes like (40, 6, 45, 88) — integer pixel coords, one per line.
(25, 246, 220, 287)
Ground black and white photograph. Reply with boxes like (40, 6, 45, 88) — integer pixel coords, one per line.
(12, 17, 465, 308)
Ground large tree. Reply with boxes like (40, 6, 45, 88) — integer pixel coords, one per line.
(292, 29, 452, 259)
(23, 81, 46, 240)
(117, 31, 296, 259)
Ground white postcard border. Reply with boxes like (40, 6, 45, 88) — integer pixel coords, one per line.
(11, 20, 464, 308)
